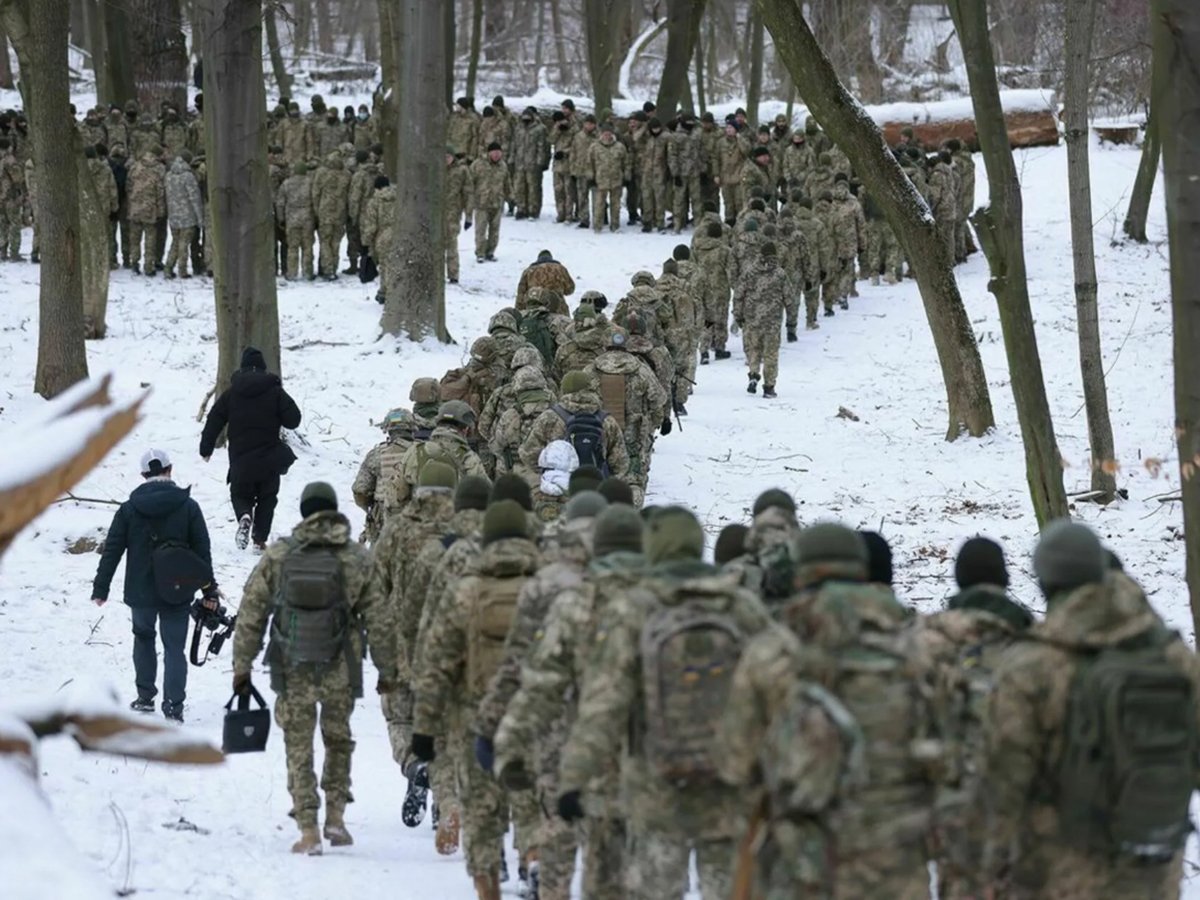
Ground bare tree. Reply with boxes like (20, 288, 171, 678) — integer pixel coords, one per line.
(264, 1, 292, 98)
(0, 18, 14, 88)
(1123, 109, 1159, 242)
(101, 0, 135, 105)
(198, 0, 282, 390)
(1156, 0, 1200, 637)
(1, 0, 90, 397)
(129, 0, 188, 113)
(549, 0, 568, 85)
(1064, 0, 1117, 503)
(466, 0, 483, 99)
(583, 0, 630, 113)
(949, 0, 1068, 526)
(657, 0, 708, 116)
(380, 0, 449, 341)
(746, 4, 764, 124)
(757, 0, 995, 440)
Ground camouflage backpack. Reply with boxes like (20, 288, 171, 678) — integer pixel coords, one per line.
(268, 543, 351, 678)
(466, 570, 532, 696)
(519, 310, 558, 369)
(1056, 628, 1197, 860)
(596, 371, 627, 430)
(439, 367, 473, 406)
(639, 588, 746, 785)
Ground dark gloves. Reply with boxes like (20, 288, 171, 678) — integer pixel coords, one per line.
(660, 418, 673, 436)
(463, 219, 472, 230)
(673, 176, 683, 187)
(498, 758, 534, 791)
(553, 151, 565, 161)
(557, 790, 585, 823)
(411, 733, 436, 762)
(232, 672, 252, 696)
(473, 735, 495, 773)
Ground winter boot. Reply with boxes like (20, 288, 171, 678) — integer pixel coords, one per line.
(435, 807, 461, 855)
(129, 697, 155, 713)
(235, 514, 252, 550)
(824, 307, 835, 317)
(30, 250, 39, 264)
(527, 861, 541, 900)
(131, 262, 141, 274)
(163, 702, 183, 723)
(164, 271, 176, 280)
(871, 274, 881, 286)
(839, 299, 849, 310)
(884, 271, 899, 285)
(291, 826, 323, 855)
(402, 761, 430, 827)
(714, 349, 732, 360)
(786, 327, 798, 343)
(323, 809, 353, 847)
(641, 222, 652, 233)
(762, 384, 778, 399)
(747, 375, 759, 395)
(473, 873, 501, 900)
(700, 351, 710, 365)
(674, 402, 688, 417)
(343, 265, 357, 276)
(807, 321, 820, 331)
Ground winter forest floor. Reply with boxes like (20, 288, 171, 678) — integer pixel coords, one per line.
(0, 138, 1192, 898)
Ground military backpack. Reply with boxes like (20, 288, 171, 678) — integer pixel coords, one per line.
(596, 372, 627, 430)
(519, 311, 557, 369)
(553, 405, 610, 476)
(268, 542, 352, 678)
(466, 569, 531, 696)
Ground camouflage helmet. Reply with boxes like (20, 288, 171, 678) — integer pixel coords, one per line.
(560, 370, 590, 394)
(382, 407, 414, 434)
(513, 365, 549, 392)
(488, 308, 520, 334)
(470, 335, 498, 362)
(409, 376, 441, 404)
(630, 270, 655, 288)
(437, 399, 476, 429)
(793, 522, 868, 588)
(524, 286, 550, 309)
(580, 289, 607, 308)
(510, 345, 543, 370)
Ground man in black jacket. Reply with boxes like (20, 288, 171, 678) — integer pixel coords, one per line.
(200, 346, 302, 550)
(92, 449, 213, 722)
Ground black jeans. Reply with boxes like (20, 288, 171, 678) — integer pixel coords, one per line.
(131, 605, 191, 707)
(230, 475, 280, 544)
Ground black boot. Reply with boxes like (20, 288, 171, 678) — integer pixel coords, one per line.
(674, 402, 688, 417)
(763, 384, 778, 399)
(786, 328, 798, 342)
(747, 377, 758, 394)
(715, 349, 732, 360)
(401, 761, 430, 827)
(700, 351, 710, 365)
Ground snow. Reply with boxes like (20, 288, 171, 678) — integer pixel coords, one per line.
(0, 132, 1192, 897)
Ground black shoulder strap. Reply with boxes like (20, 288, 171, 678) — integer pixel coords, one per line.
(552, 404, 570, 425)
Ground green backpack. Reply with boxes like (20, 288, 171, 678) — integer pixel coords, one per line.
(1057, 630, 1197, 860)
(519, 311, 557, 369)
(269, 543, 350, 670)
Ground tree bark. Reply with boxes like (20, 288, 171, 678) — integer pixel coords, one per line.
(483, 0, 503, 59)
(314, 0, 332, 53)
(1123, 109, 1159, 242)
(657, 0, 708, 118)
(102, 0, 135, 105)
(1064, 0, 1117, 503)
(129, 0, 188, 113)
(549, 0, 567, 86)
(264, 2, 292, 98)
(293, 0, 311, 56)
(949, 0, 1068, 526)
(1156, 0, 1200, 638)
(694, 20, 706, 114)
(380, 0, 449, 342)
(746, 5, 764, 125)
(376, 0, 398, 179)
(583, 0, 626, 114)
(756, 0, 995, 440)
(880, 0, 913, 68)
(0, 19, 14, 89)
(1, 0, 90, 397)
(77, 151, 111, 339)
(850, 0, 884, 103)
(443, 0, 455, 108)
(198, 0, 281, 390)
(466, 0, 483, 99)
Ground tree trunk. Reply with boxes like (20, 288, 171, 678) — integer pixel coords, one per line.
(466, 0, 482, 98)
(264, 2, 292, 98)
(76, 151, 111, 339)
(850, 0, 884, 104)
(69, 0, 85, 50)
(694, 21, 706, 114)
(129, 0, 188, 114)
(102, 0, 135, 105)
(198, 0, 281, 390)
(0, 20, 15, 89)
(880, 0, 913, 68)
(293, 0, 311, 56)
(757, 0, 995, 440)
(949, 0, 1068, 526)
(583, 0, 624, 114)
(1123, 109, 1159, 242)
(314, 0, 332, 54)
(86, 0, 109, 101)
(656, 0, 708, 118)
(380, 0, 449, 342)
(376, 0, 398, 179)
(1064, 0, 1117, 503)
(1156, 0, 1200, 638)
(746, 5, 763, 125)
(443, 0, 455, 108)
(483, 0, 503, 59)
(549, 0, 567, 86)
(2, 0, 90, 397)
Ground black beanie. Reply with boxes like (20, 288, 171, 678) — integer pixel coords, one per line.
(598, 477, 635, 506)
(954, 536, 1009, 589)
(569, 466, 605, 496)
(455, 475, 491, 512)
(672, 244, 690, 261)
(241, 346, 267, 371)
(859, 530, 894, 586)
(491, 474, 533, 512)
(753, 488, 796, 518)
(715, 523, 749, 565)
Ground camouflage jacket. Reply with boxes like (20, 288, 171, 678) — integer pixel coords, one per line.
(638, 131, 669, 183)
(692, 231, 731, 302)
(728, 227, 763, 289)
(953, 148, 976, 217)
(413, 511, 485, 673)
(446, 107, 480, 159)
(348, 160, 380, 225)
(589, 138, 630, 190)
(128, 119, 162, 162)
(829, 195, 867, 260)
(164, 157, 202, 228)
(782, 142, 814, 186)
(569, 127, 598, 178)
(516, 259, 575, 308)
(316, 120, 350, 157)
(735, 255, 787, 330)
(583, 349, 667, 473)
(88, 157, 119, 217)
(386, 426, 489, 516)
(275, 171, 314, 229)
(716, 134, 747, 184)
(445, 158, 473, 218)
(512, 120, 550, 171)
(360, 185, 395, 255)
(794, 207, 833, 279)
(160, 119, 188, 158)
(555, 315, 612, 377)
(0, 150, 25, 204)
(487, 367, 556, 480)
(667, 128, 705, 179)
(804, 165, 835, 203)
(311, 155, 351, 227)
(742, 157, 772, 195)
(127, 154, 166, 223)
(279, 116, 314, 164)
(479, 113, 511, 155)
(926, 162, 956, 222)
(351, 435, 414, 536)
(470, 156, 510, 211)
(518, 389, 631, 479)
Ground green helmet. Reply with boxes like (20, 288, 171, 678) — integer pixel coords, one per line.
(438, 399, 476, 429)
(382, 407, 413, 434)
(644, 506, 705, 564)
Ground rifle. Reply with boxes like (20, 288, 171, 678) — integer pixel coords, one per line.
(732, 796, 766, 900)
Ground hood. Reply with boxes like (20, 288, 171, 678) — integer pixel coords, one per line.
(170, 158, 189, 174)
(128, 480, 192, 518)
(513, 365, 549, 392)
(946, 583, 1034, 631)
(538, 439, 579, 474)
(408, 491, 455, 526)
(292, 511, 352, 546)
(543, 517, 594, 567)
(784, 581, 910, 649)
(593, 351, 642, 375)
(691, 234, 724, 253)
(231, 368, 281, 398)
(376, 185, 397, 203)
(447, 509, 484, 537)
(1034, 575, 1165, 650)
(479, 536, 540, 577)
(557, 389, 602, 414)
(589, 550, 645, 577)
(746, 506, 798, 556)
(650, 560, 738, 602)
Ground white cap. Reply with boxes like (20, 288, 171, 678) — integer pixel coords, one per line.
(140, 448, 172, 475)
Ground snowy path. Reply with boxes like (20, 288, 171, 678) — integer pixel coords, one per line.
(0, 144, 1193, 899)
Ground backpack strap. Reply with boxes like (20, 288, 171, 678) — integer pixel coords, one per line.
(552, 404, 570, 425)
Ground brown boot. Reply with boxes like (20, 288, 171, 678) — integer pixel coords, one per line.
(472, 872, 501, 900)
(434, 808, 460, 856)
(291, 826, 323, 855)
(323, 809, 353, 847)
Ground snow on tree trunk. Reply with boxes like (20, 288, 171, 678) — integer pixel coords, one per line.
(129, 0, 188, 115)
(199, 0, 281, 391)
(656, 0, 707, 117)
(756, 0, 995, 441)
(466, 0, 482, 99)
(380, 0, 449, 342)
(1123, 109, 1159, 243)
(949, 0, 1068, 527)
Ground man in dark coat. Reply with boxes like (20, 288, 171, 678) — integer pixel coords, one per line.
(91, 449, 213, 722)
(200, 346, 302, 550)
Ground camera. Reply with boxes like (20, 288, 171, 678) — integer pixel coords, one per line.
(189, 591, 237, 666)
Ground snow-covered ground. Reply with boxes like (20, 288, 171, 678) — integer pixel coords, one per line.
(0, 137, 1189, 898)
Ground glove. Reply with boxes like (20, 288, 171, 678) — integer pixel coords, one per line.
(463, 219, 472, 230)
(411, 733, 437, 762)
(473, 735, 495, 773)
(553, 151, 564, 161)
(498, 758, 534, 791)
(557, 790, 585, 823)
(673, 176, 682, 187)
(660, 418, 673, 436)
(232, 672, 252, 696)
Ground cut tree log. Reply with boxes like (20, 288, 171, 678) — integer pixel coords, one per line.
(872, 90, 1059, 149)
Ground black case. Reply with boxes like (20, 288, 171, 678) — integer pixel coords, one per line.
(222, 686, 271, 754)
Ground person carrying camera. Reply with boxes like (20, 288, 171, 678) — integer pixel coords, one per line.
(230, 482, 399, 856)
(91, 449, 216, 723)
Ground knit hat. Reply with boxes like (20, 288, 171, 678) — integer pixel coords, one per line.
(417, 459, 457, 491)
(560, 370, 590, 394)
(565, 490, 608, 522)
(569, 465, 604, 496)
(140, 448, 172, 477)
(491, 474, 533, 512)
(672, 244, 690, 261)
(593, 505, 645, 557)
(706, 222, 723, 238)
(954, 537, 1009, 589)
(793, 522, 868, 588)
(455, 475, 491, 512)
(1033, 520, 1107, 598)
(487, 141, 502, 152)
(761, 242, 777, 257)
(482, 499, 528, 546)
(715, 523, 749, 565)
(241, 346, 267, 371)
(598, 477, 635, 506)
(859, 531, 894, 586)
(644, 506, 705, 564)
(300, 481, 338, 518)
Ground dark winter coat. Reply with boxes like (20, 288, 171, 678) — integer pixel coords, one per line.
(199, 368, 303, 484)
(109, 158, 128, 206)
(92, 479, 212, 608)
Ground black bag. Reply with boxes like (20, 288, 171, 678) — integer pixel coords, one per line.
(359, 253, 378, 284)
(151, 540, 213, 606)
(223, 686, 271, 754)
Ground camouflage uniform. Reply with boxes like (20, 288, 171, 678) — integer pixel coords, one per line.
(657, 264, 701, 400)
(361, 183, 396, 293)
(926, 157, 957, 262)
(804, 159, 836, 205)
(477, 344, 549, 439)
(554, 309, 612, 380)
(793, 204, 832, 326)
(589, 133, 629, 234)
(347, 156, 381, 273)
(446, 105, 481, 159)
(311, 152, 351, 277)
(352, 429, 414, 544)
(471, 154, 510, 260)
(862, 187, 904, 284)
(518, 386, 631, 482)
(0, 145, 26, 259)
(231, 511, 398, 835)
(638, 127, 670, 232)
(778, 215, 815, 333)
(276, 164, 315, 280)
(127, 152, 166, 272)
(316, 116, 349, 158)
(736, 249, 788, 390)
(570, 123, 599, 227)
(279, 112, 314, 165)
(385, 425, 489, 520)
(512, 115, 549, 218)
(550, 118, 577, 222)
(487, 309, 534, 370)
(716, 131, 747, 219)
(479, 111, 510, 160)
(163, 157, 202, 277)
(612, 272, 672, 351)
(668, 125, 706, 234)
(827, 182, 866, 310)
(952, 145, 977, 261)
(128, 116, 162, 163)
(160, 111, 188, 159)
(516, 256, 575, 310)
(444, 156, 473, 282)
(488, 366, 556, 483)
(782, 137, 814, 191)
(742, 153, 773, 205)
(691, 226, 731, 354)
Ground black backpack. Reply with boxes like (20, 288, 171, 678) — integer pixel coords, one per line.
(148, 508, 212, 606)
(553, 405, 610, 476)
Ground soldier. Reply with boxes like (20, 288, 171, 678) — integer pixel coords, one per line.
(782, 130, 814, 192)
(736, 242, 787, 399)
(512, 107, 549, 219)
(447, 97, 481, 159)
(861, 187, 903, 285)
(715, 122, 747, 222)
(613, 270, 672, 349)
(361, 175, 395, 302)
(520, 370, 630, 484)
(346, 149, 379, 276)
(698, 111, 722, 210)
(636, 117, 670, 234)
(311, 150, 351, 280)
(160, 107, 188, 159)
(570, 115, 599, 229)
(0, 137, 25, 262)
(126, 101, 160, 162)
(742, 145, 772, 204)
(557, 507, 771, 900)
(588, 123, 629, 235)
(230, 482, 399, 855)
(161, 150, 202, 279)
(353, 103, 377, 152)
(778, 208, 815, 341)
(109, 144, 131, 268)
(657, 257, 700, 411)
(487, 308, 532, 370)
(691, 221, 732, 362)
(948, 138, 977, 262)
(827, 175, 866, 312)
(516, 249, 575, 309)
(471, 142, 509, 263)
(105, 106, 130, 158)
(387, 400, 490, 521)
(668, 113, 705, 234)
(805, 152, 836, 203)
(803, 115, 831, 157)
(488, 364, 556, 483)
(78, 106, 108, 150)
(549, 110, 576, 223)
(317, 106, 349, 157)
(352, 408, 416, 544)
(89, 144, 120, 268)
(927, 150, 958, 263)
(790, 195, 831, 329)
(554, 298, 612, 376)
(280, 101, 314, 165)
(127, 149, 167, 276)
(445, 150, 473, 284)
(479, 104, 508, 160)
(729, 217, 762, 322)
(276, 162, 315, 281)
(412, 499, 541, 900)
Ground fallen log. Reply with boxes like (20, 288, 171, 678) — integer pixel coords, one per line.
(872, 90, 1059, 150)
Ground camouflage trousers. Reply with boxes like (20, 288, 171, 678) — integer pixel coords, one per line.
(317, 221, 345, 276)
(626, 829, 735, 900)
(444, 209, 462, 280)
(535, 784, 578, 900)
(164, 226, 196, 276)
(832, 256, 855, 307)
(804, 281, 821, 326)
(641, 175, 668, 230)
(673, 175, 702, 233)
(381, 685, 414, 768)
(346, 221, 362, 270)
(744, 320, 782, 387)
(514, 168, 543, 218)
(720, 182, 743, 223)
(128, 219, 158, 271)
(582, 816, 628, 900)
(274, 669, 356, 829)
(0, 201, 21, 257)
(455, 738, 540, 877)
(574, 176, 592, 225)
(784, 278, 803, 331)
(867, 219, 904, 280)
(474, 205, 502, 259)
(552, 169, 575, 221)
(700, 285, 731, 352)
(285, 223, 314, 279)
(592, 187, 622, 233)
(833, 845, 928, 900)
